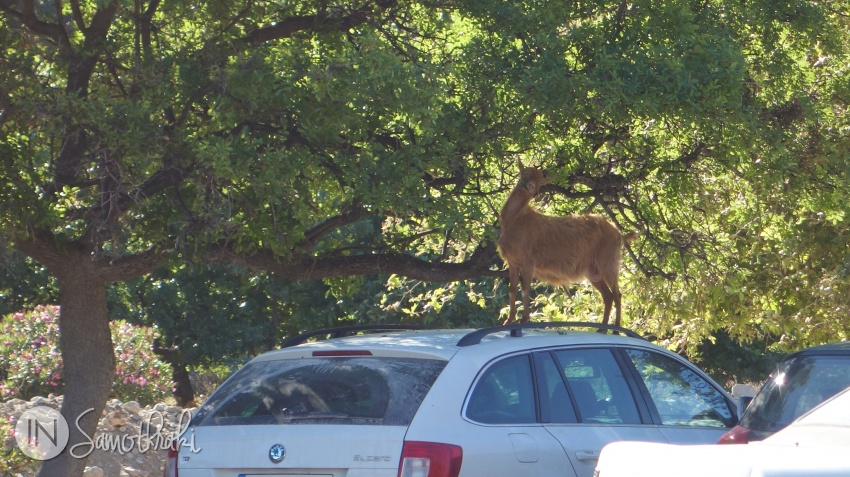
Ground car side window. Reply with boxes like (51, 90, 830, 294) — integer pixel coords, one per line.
(553, 349, 641, 424)
(537, 352, 578, 423)
(466, 354, 537, 424)
(626, 349, 735, 428)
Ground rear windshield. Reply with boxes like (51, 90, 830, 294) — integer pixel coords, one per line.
(742, 355, 850, 432)
(192, 357, 446, 427)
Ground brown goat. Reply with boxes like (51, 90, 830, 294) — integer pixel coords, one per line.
(498, 164, 637, 327)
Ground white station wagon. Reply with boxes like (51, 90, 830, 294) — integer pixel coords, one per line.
(165, 322, 739, 477)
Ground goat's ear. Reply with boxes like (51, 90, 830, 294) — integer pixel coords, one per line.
(540, 175, 551, 185)
(517, 159, 526, 171)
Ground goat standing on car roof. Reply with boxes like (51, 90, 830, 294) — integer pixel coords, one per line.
(497, 162, 637, 326)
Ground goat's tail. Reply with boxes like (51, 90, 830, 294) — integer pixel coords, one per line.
(622, 231, 639, 242)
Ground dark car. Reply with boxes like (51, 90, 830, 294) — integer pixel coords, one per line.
(718, 341, 850, 444)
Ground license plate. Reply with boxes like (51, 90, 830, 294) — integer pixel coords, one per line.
(240, 475, 333, 477)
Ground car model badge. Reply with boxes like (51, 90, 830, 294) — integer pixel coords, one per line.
(269, 444, 286, 463)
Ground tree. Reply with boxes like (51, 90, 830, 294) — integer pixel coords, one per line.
(1, 2, 499, 475)
(2, 1, 848, 476)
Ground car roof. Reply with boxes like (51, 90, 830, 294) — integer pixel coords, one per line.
(789, 341, 850, 358)
(253, 326, 665, 363)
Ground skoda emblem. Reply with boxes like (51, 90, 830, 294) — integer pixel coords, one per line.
(269, 443, 286, 463)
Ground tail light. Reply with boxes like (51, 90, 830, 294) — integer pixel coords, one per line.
(718, 425, 751, 444)
(398, 441, 463, 477)
(163, 440, 179, 477)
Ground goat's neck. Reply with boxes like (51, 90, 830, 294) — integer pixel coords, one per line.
(500, 185, 534, 226)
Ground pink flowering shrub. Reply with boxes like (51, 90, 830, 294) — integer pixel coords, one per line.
(0, 306, 172, 404)
(0, 415, 39, 475)
(110, 318, 173, 404)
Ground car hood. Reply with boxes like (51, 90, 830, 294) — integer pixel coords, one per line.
(763, 425, 850, 448)
(595, 440, 850, 477)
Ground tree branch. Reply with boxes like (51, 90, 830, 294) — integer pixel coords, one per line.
(69, 0, 86, 32)
(242, 0, 398, 46)
(131, 164, 195, 200)
(543, 183, 597, 200)
(0, 0, 67, 46)
(40, 1, 119, 198)
(65, 164, 194, 222)
(211, 241, 504, 282)
(13, 227, 172, 282)
(11, 229, 69, 272)
(297, 203, 370, 251)
(97, 247, 173, 282)
(84, 0, 118, 38)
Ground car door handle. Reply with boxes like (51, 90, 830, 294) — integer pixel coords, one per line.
(575, 450, 600, 461)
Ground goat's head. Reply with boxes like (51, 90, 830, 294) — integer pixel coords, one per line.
(516, 161, 551, 197)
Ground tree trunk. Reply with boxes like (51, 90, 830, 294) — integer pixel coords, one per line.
(37, 260, 114, 477)
(171, 362, 196, 408)
(153, 343, 196, 407)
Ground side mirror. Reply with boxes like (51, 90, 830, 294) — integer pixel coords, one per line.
(731, 383, 757, 420)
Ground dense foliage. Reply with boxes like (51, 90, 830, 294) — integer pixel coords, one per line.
(1, 2, 849, 474)
(2, 0, 847, 349)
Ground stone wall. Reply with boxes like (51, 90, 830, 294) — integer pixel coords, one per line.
(2, 395, 194, 477)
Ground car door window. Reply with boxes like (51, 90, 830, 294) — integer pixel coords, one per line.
(537, 352, 578, 423)
(553, 349, 641, 424)
(626, 349, 735, 427)
(466, 354, 537, 424)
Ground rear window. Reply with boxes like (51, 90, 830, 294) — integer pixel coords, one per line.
(192, 357, 446, 427)
(742, 355, 850, 433)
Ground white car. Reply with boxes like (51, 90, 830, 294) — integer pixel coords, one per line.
(165, 322, 740, 477)
(594, 386, 850, 477)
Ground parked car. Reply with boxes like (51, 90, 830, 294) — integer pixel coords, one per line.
(594, 386, 850, 477)
(719, 341, 850, 444)
(166, 322, 739, 477)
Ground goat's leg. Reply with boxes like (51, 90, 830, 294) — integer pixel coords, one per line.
(591, 280, 615, 326)
(520, 271, 533, 323)
(611, 285, 623, 329)
(503, 267, 520, 325)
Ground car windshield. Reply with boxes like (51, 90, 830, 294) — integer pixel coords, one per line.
(741, 355, 850, 433)
(192, 357, 446, 427)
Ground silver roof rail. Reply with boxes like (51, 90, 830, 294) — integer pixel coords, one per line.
(457, 321, 644, 347)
